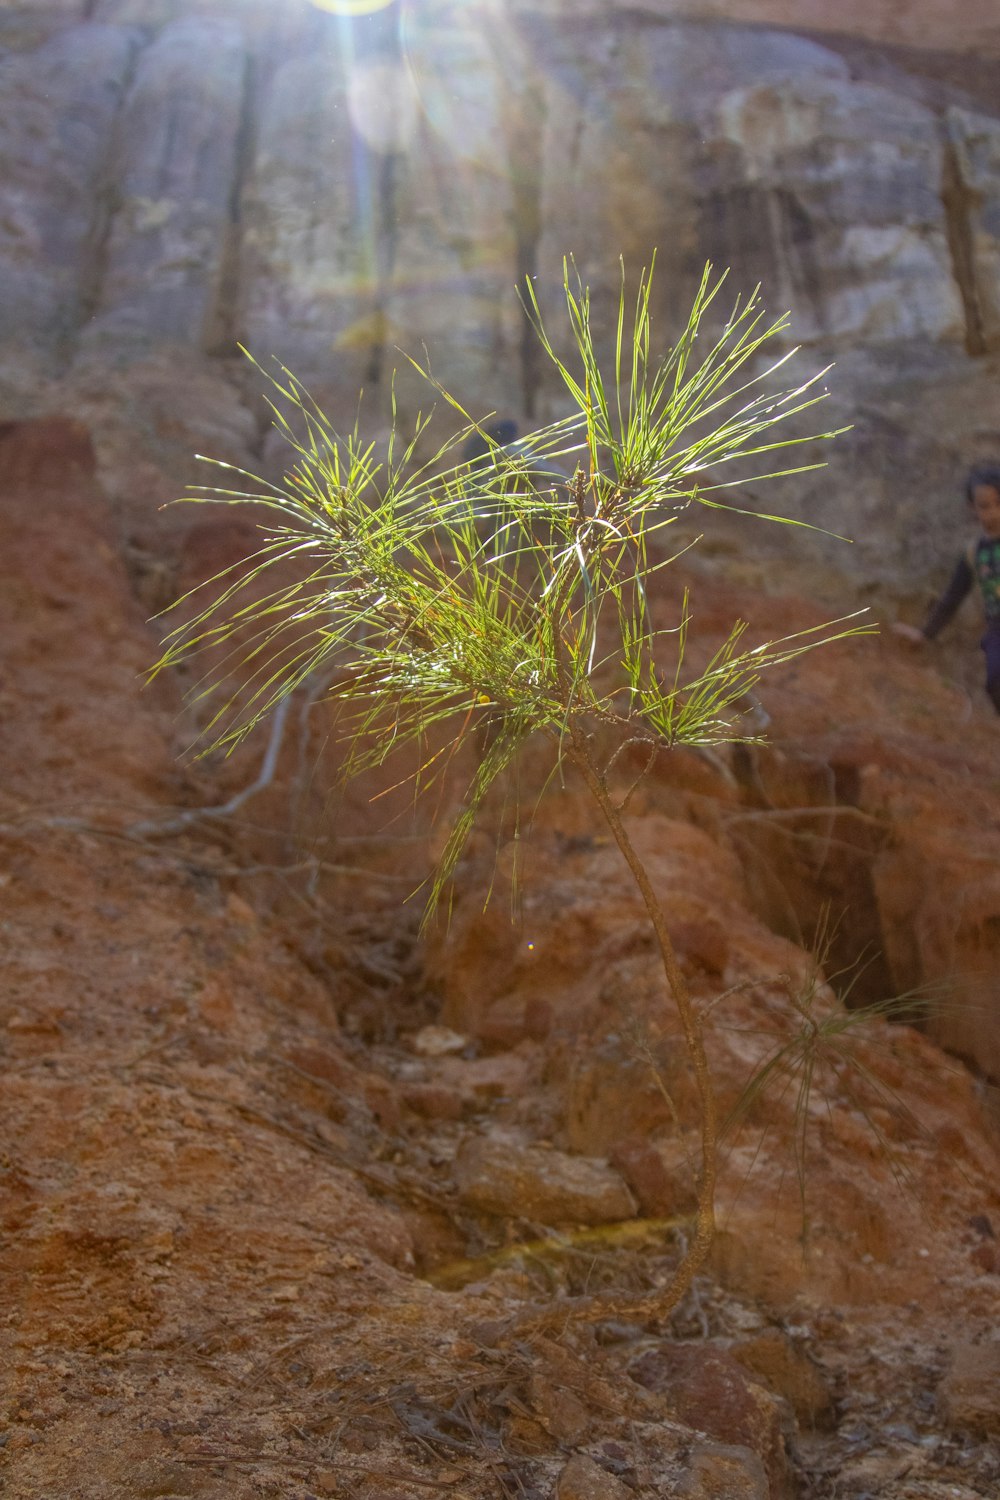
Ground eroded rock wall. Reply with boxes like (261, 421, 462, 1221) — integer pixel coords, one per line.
(1, 0, 999, 579)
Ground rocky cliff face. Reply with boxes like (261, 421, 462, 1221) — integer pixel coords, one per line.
(3, 415, 1000, 1500)
(2, 0, 1000, 585)
(4, 10, 1000, 1490)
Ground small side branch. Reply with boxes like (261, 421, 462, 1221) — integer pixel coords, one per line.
(128, 693, 293, 839)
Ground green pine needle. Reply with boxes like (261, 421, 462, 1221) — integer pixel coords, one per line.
(154, 256, 868, 916)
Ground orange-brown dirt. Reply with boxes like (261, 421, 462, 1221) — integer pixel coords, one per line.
(2, 418, 1000, 1500)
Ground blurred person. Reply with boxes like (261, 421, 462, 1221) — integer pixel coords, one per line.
(893, 465, 1000, 713)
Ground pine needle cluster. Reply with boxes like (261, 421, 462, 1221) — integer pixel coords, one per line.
(155, 256, 872, 1321)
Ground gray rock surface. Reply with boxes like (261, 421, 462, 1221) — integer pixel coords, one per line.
(556, 1453, 633, 1500)
(507, 0, 1000, 56)
(714, 75, 963, 345)
(454, 1131, 638, 1225)
(1, 1, 999, 583)
(78, 17, 248, 355)
(0, 24, 138, 361)
(947, 106, 1000, 353)
(677, 1441, 770, 1500)
(238, 41, 369, 392)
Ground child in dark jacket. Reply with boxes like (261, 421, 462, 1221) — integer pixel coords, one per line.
(894, 466, 1000, 713)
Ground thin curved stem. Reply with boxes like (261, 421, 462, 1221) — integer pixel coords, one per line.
(541, 594, 718, 1323)
(567, 725, 718, 1320)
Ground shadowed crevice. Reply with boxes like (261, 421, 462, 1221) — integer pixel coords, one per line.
(940, 130, 988, 356)
(363, 149, 403, 389)
(204, 45, 257, 358)
(67, 30, 147, 366)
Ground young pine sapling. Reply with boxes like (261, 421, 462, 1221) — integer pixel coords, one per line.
(155, 259, 869, 1322)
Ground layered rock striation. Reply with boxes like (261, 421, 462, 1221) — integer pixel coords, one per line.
(1, 0, 999, 576)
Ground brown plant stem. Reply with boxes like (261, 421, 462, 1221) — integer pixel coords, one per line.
(537, 579, 718, 1322)
(567, 723, 718, 1320)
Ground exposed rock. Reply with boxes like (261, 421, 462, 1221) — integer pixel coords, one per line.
(730, 1326, 836, 1429)
(607, 1135, 699, 1218)
(237, 39, 374, 396)
(507, 0, 1000, 57)
(400, 1081, 466, 1122)
(970, 1242, 1000, 1275)
(714, 75, 963, 344)
(5, 411, 1000, 1498)
(8, 8, 1000, 1499)
(938, 1341, 1000, 1436)
(435, 1050, 537, 1106)
(411, 1024, 467, 1057)
(530, 1370, 590, 1444)
(426, 811, 761, 1047)
(0, 417, 174, 803)
(556, 1453, 632, 1500)
(677, 1440, 770, 1500)
(946, 107, 1000, 353)
(0, 24, 138, 362)
(629, 1342, 792, 1496)
(533, 25, 849, 339)
(725, 712, 1000, 1085)
(876, 822, 1000, 1083)
(453, 1131, 637, 1225)
(565, 1035, 683, 1157)
(1, 3, 1000, 590)
(77, 17, 248, 356)
(380, 11, 525, 409)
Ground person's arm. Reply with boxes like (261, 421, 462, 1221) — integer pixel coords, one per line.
(922, 551, 975, 639)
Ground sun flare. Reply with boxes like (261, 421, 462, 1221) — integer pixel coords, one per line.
(307, 0, 395, 15)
